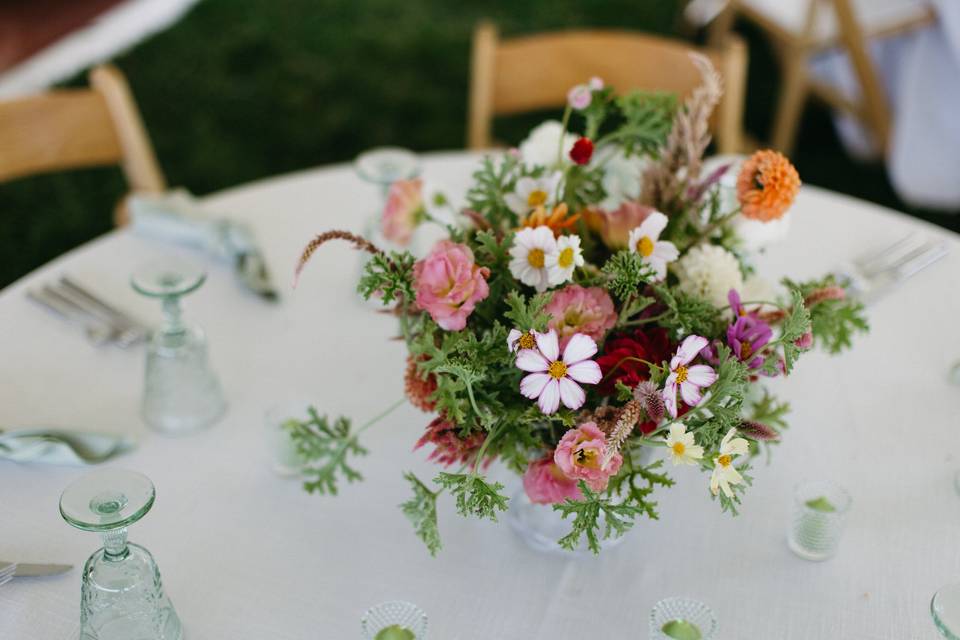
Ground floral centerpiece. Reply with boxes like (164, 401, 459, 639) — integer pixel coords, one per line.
(293, 56, 868, 555)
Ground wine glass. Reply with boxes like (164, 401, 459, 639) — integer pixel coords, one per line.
(932, 583, 960, 639)
(60, 468, 182, 640)
(132, 260, 226, 435)
(354, 147, 420, 200)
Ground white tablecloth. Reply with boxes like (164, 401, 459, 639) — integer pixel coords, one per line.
(1, 152, 959, 639)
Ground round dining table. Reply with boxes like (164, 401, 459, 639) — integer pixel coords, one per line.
(1, 151, 959, 639)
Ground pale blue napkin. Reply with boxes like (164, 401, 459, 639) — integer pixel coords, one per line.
(0, 428, 136, 466)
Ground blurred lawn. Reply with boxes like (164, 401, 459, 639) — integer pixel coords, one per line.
(0, 0, 955, 287)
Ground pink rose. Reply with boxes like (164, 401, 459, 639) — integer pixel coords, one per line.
(523, 456, 583, 504)
(546, 285, 617, 349)
(413, 240, 490, 331)
(593, 201, 654, 249)
(381, 179, 424, 246)
(554, 421, 622, 492)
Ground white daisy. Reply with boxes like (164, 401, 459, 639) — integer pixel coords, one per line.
(627, 211, 679, 280)
(709, 427, 750, 497)
(672, 243, 744, 308)
(664, 424, 704, 466)
(509, 226, 557, 292)
(504, 173, 561, 216)
(546, 234, 584, 286)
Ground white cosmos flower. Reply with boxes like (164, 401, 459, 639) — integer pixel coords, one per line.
(709, 427, 750, 497)
(664, 424, 704, 466)
(627, 211, 679, 280)
(504, 173, 561, 216)
(518, 121, 576, 169)
(673, 243, 744, 308)
(508, 226, 557, 292)
(546, 234, 584, 286)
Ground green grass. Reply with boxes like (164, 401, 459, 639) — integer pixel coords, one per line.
(0, 0, 954, 287)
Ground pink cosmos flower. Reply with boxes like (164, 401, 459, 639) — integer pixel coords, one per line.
(413, 240, 490, 331)
(588, 76, 604, 90)
(516, 330, 601, 415)
(545, 285, 617, 349)
(523, 455, 583, 504)
(553, 421, 623, 492)
(663, 335, 718, 418)
(381, 179, 424, 245)
(567, 84, 592, 110)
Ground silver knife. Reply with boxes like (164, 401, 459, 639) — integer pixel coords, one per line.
(0, 561, 73, 577)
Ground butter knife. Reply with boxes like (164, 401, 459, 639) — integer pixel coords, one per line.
(0, 561, 73, 577)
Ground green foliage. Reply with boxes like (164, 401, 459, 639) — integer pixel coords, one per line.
(285, 409, 368, 496)
(400, 472, 442, 556)
(357, 251, 416, 305)
(466, 155, 520, 229)
(434, 472, 510, 521)
(601, 250, 656, 300)
(554, 482, 646, 553)
(783, 276, 869, 354)
(607, 456, 675, 520)
(681, 344, 750, 450)
(749, 388, 791, 433)
(651, 283, 726, 338)
(760, 290, 811, 376)
(503, 290, 551, 332)
(581, 86, 614, 139)
(563, 165, 607, 212)
(612, 91, 678, 157)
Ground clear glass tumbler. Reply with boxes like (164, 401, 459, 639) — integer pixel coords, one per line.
(649, 597, 718, 640)
(133, 261, 226, 435)
(263, 399, 318, 477)
(361, 600, 428, 640)
(932, 583, 960, 639)
(787, 480, 851, 561)
(60, 468, 182, 640)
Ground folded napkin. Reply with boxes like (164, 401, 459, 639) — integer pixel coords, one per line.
(0, 428, 136, 466)
(129, 189, 277, 300)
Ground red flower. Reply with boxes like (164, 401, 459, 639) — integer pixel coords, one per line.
(415, 417, 490, 468)
(595, 328, 673, 396)
(569, 137, 594, 165)
(404, 355, 437, 412)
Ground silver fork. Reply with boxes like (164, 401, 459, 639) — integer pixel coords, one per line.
(0, 562, 15, 587)
(836, 234, 949, 304)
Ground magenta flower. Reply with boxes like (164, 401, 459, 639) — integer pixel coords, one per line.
(663, 335, 718, 418)
(381, 179, 424, 246)
(554, 421, 623, 492)
(727, 315, 773, 370)
(523, 455, 583, 504)
(545, 284, 617, 349)
(413, 240, 490, 331)
(516, 330, 601, 415)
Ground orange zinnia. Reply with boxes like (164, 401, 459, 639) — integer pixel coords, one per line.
(736, 150, 801, 222)
(519, 202, 581, 236)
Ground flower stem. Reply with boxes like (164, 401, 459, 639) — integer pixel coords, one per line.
(356, 397, 408, 435)
(682, 208, 740, 251)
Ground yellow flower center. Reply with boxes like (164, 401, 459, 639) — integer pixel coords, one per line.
(527, 189, 548, 207)
(637, 235, 655, 257)
(674, 364, 688, 384)
(717, 454, 732, 467)
(527, 248, 545, 268)
(672, 442, 686, 456)
(740, 341, 753, 360)
(558, 247, 575, 269)
(574, 447, 598, 468)
(518, 332, 536, 350)
(547, 360, 568, 379)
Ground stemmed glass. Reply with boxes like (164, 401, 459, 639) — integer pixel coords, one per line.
(132, 260, 226, 435)
(932, 583, 960, 639)
(60, 469, 182, 640)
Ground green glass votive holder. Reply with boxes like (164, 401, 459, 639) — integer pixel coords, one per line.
(361, 601, 427, 640)
(788, 480, 851, 561)
(649, 597, 717, 640)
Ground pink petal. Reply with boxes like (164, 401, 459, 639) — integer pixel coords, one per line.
(679, 381, 703, 407)
(676, 335, 708, 364)
(685, 364, 717, 387)
(663, 382, 678, 418)
(565, 360, 602, 384)
(516, 349, 548, 372)
(558, 377, 586, 410)
(562, 333, 597, 364)
(535, 330, 560, 362)
(538, 379, 561, 414)
(520, 372, 551, 399)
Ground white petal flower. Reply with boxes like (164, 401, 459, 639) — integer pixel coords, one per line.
(664, 424, 704, 466)
(518, 121, 576, 169)
(545, 234, 584, 286)
(627, 211, 679, 280)
(673, 243, 744, 308)
(504, 173, 561, 216)
(596, 145, 647, 211)
(709, 427, 750, 497)
(508, 226, 557, 292)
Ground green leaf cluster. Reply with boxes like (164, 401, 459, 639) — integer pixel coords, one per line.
(357, 251, 415, 305)
(554, 482, 646, 553)
(284, 409, 368, 496)
(400, 472, 442, 556)
(613, 91, 677, 157)
(601, 250, 656, 300)
(434, 472, 510, 521)
(783, 276, 869, 354)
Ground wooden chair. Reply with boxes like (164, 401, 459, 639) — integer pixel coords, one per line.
(467, 22, 748, 154)
(0, 64, 166, 224)
(707, 0, 935, 155)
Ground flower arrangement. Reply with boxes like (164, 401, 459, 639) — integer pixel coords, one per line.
(293, 56, 868, 555)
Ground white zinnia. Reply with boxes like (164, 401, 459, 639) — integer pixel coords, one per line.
(709, 428, 750, 497)
(509, 226, 557, 292)
(664, 424, 704, 466)
(504, 173, 561, 216)
(518, 121, 575, 169)
(673, 244, 744, 308)
(627, 211, 679, 280)
(546, 234, 584, 286)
